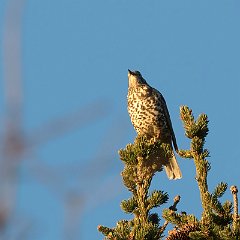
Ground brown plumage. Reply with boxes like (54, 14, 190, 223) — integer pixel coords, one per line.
(127, 69, 182, 180)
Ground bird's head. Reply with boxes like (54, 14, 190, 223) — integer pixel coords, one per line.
(128, 69, 147, 88)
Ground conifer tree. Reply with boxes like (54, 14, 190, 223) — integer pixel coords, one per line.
(98, 106, 239, 240)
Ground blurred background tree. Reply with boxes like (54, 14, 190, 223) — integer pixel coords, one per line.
(0, 1, 127, 239)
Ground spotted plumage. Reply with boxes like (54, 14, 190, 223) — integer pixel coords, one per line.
(127, 70, 182, 180)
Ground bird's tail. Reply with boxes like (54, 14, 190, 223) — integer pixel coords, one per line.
(164, 150, 182, 180)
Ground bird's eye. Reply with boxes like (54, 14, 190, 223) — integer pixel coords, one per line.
(135, 71, 141, 76)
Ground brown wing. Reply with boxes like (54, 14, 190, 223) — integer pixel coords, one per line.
(153, 88, 178, 151)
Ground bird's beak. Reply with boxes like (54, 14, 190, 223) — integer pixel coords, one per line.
(128, 69, 133, 75)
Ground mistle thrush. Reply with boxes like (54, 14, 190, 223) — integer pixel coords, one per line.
(127, 69, 182, 180)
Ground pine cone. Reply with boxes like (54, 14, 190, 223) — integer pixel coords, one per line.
(166, 224, 199, 240)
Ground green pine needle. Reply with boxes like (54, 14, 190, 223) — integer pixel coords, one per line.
(147, 190, 169, 210)
(213, 182, 228, 198)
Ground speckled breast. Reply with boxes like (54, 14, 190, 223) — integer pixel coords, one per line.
(127, 85, 169, 138)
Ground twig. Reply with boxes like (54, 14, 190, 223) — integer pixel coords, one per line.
(230, 185, 239, 231)
(169, 195, 181, 211)
(160, 195, 181, 234)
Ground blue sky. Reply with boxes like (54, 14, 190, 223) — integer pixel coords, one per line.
(0, 0, 240, 239)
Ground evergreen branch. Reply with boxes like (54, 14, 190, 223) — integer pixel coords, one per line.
(99, 137, 170, 239)
(180, 106, 212, 222)
(213, 182, 228, 199)
(178, 106, 240, 239)
(99, 105, 240, 240)
(121, 197, 137, 214)
(162, 209, 183, 226)
(209, 195, 225, 216)
(121, 166, 137, 193)
(180, 106, 195, 139)
(178, 149, 193, 159)
(195, 113, 209, 139)
(115, 220, 132, 239)
(222, 200, 233, 216)
(98, 225, 114, 238)
(147, 190, 168, 211)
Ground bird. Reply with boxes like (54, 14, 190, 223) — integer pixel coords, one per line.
(127, 69, 182, 180)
